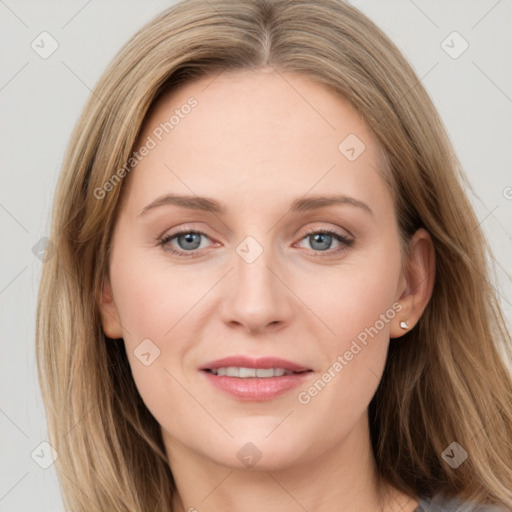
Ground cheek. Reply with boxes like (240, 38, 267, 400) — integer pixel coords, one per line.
(296, 244, 401, 407)
(110, 248, 203, 343)
(107, 247, 217, 415)
(305, 251, 401, 351)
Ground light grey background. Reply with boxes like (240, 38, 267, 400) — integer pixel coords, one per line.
(1, 1, 511, 510)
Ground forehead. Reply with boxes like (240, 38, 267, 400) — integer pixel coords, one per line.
(123, 68, 391, 215)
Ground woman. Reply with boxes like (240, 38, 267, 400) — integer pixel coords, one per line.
(36, 0, 512, 511)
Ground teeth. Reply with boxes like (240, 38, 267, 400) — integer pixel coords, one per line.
(226, 367, 239, 377)
(256, 368, 276, 378)
(210, 367, 294, 378)
(239, 367, 256, 378)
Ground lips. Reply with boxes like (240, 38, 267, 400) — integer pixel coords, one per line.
(199, 355, 313, 401)
(200, 356, 311, 373)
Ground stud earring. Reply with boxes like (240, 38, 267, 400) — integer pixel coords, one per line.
(400, 321, 408, 330)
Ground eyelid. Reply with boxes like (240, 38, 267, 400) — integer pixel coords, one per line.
(159, 222, 352, 241)
(299, 224, 353, 240)
(157, 223, 207, 240)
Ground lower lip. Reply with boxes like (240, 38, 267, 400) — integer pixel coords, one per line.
(202, 371, 312, 401)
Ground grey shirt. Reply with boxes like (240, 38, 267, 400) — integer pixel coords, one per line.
(415, 494, 511, 511)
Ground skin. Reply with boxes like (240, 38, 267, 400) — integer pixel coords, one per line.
(100, 67, 435, 512)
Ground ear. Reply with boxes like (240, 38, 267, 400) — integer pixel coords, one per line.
(98, 276, 124, 339)
(390, 228, 436, 338)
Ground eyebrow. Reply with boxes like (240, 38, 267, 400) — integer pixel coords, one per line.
(139, 193, 373, 216)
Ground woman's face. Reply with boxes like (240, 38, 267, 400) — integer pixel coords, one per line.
(101, 68, 413, 470)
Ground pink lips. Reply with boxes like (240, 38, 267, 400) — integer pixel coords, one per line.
(200, 355, 312, 401)
(200, 356, 311, 373)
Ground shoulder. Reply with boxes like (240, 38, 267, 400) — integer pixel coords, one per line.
(416, 494, 511, 512)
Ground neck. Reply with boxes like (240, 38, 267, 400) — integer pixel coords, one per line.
(164, 413, 418, 512)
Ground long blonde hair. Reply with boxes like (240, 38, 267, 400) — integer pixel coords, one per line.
(36, 0, 512, 510)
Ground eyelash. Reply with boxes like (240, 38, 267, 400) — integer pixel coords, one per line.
(158, 226, 354, 259)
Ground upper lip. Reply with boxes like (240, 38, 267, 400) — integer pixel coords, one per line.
(200, 356, 311, 372)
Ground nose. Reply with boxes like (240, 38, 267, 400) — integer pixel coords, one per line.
(218, 238, 295, 334)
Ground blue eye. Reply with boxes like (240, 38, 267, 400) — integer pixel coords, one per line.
(159, 229, 208, 258)
(158, 227, 354, 258)
(297, 227, 354, 255)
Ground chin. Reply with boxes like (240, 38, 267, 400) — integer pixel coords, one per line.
(209, 432, 314, 472)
